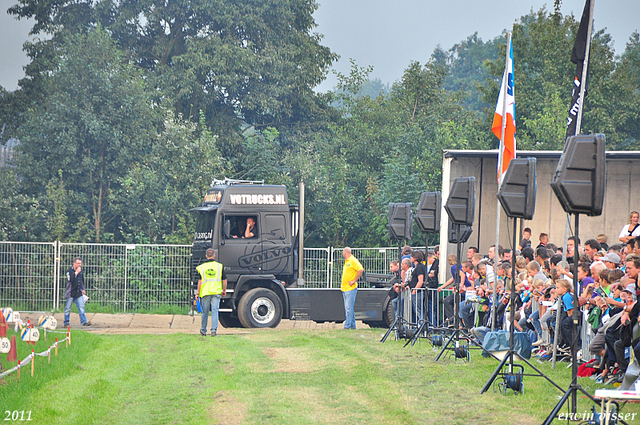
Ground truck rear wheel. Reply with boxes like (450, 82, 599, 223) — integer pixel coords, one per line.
(383, 299, 395, 328)
(218, 313, 242, 328)
(238, 288, 283, 328)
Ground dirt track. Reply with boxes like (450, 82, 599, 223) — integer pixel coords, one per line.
(17, 312, 371, 335)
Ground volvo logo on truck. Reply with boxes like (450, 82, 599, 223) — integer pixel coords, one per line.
(239, 245, 292, 268)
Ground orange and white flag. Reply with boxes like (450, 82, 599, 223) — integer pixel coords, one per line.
(492, 39, 516, 183)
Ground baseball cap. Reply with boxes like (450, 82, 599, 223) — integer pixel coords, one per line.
(603, 253, 621, 265)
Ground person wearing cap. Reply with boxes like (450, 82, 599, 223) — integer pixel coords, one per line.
(602, 252, 620, 270)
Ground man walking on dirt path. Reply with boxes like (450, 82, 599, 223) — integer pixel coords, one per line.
(196, 249, 227, 336)
(341, 247, 364, 329)
(64, 257, 90, 327)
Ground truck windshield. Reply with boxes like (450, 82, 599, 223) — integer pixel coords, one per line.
(193, 211, 216, 245)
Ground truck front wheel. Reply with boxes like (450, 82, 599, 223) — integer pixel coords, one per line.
(238, 288, 283, 328)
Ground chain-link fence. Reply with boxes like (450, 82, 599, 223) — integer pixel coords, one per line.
(0, 242, 428, 312)
(0, 242, 56, 311)
(58, 244, 191, 313)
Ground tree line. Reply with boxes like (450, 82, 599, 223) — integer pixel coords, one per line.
(0, 0, 638, 247)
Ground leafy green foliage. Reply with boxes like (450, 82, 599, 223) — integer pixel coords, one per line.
(0, 2, 639, 247)
(16, 27, 158, 242)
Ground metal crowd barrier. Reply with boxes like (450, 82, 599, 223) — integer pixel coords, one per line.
(389, 287, 452, 329)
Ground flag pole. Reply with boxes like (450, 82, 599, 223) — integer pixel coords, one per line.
(491, 32, 512, 331)
(574, 0, 595, 135)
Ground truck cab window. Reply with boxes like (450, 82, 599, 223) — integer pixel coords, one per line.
(193, 212, 216, 244)
(226, 216, 259, 240)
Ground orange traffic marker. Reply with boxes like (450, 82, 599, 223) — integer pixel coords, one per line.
(7, 335, 17, 362)
(0, 313, 7, 338)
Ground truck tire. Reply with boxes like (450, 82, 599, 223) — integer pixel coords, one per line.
(383, 299, 395, 328)
(238, 288, 283, 328)
(218, 313, 243, 329)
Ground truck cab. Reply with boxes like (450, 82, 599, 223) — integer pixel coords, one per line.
(191, 178, 298, 328)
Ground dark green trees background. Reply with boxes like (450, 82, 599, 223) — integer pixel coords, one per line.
(0, 0, 638, 246)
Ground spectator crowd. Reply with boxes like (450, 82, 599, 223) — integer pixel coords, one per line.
(391, 211, 640, 384)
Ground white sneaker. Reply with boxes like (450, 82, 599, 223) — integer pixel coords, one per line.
(532, 339, 544, 347)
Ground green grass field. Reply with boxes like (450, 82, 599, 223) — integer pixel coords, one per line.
(2, 327, 640, 424)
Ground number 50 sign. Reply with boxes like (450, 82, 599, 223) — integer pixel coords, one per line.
(0, 337, 11, 354)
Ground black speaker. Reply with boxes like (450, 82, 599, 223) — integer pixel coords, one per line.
(551, 134, 605, 216)
(415, 191, 441, 233)
(449, 222, 473, 244)
(497, 158, 537, 220)
(388, 203, 412, 240)
(445, 177, 475, 226)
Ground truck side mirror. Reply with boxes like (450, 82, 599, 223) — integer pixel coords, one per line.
(223, 219, 231, 240)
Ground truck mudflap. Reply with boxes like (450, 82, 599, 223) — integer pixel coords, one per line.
(287, 288, 389, 324)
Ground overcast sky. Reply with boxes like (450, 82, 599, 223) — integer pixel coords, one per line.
(1, 0, 638, 92)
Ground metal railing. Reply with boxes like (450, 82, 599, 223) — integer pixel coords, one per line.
(0, 242, 416, 312)
(0, 242, 56, 312)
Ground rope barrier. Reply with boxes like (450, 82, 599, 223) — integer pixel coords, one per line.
(0, 336, 69, 380)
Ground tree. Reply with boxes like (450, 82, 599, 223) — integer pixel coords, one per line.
(8, 0, 337, 154)
(16, 27, 158, 242)
(113, 111, 226, 244)
(434, 33, 502, 113)
(479, 3, 635, 150)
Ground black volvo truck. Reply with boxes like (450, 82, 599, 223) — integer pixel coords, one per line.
(190, 178, 394, 328)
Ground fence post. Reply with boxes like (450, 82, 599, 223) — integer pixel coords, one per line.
(328, 247, 333, 289)
(124, 247, 129, 313)
(54, 241, 60, 311)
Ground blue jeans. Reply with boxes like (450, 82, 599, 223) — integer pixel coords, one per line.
(529, 309, 543, 337)
(64, 296, 87, 325)
(342, 288, 357, 329)
(460, 302, 475, 329)
(426, 290, 438, 326)
(200, 294, 221, 334)
(392, 297, 402, 318)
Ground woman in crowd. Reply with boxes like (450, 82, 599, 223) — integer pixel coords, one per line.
(619, 211, 640, 243)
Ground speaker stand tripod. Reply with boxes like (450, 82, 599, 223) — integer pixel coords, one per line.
(380, 286, 414, 343)
(542, 214, 606, 424)
(434, 226, 468, 361)
(481, 217, 566, 394)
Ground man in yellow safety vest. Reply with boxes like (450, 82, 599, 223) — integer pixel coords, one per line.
(196, 249, 227, 336)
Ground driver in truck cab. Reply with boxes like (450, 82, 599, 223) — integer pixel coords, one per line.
(232, 216, 258, 239)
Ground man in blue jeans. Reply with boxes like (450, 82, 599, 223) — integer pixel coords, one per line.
(341, 247, 364, 329)
(196, 249, 227, 336)
(64, 257, 90, 327)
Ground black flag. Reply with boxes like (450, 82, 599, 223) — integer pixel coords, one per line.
(566, 0, 591, 139)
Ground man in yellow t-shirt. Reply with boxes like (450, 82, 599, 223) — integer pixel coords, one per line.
(341, 247, 363, 329)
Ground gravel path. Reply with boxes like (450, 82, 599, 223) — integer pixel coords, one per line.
(17, 312, 371, 335)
